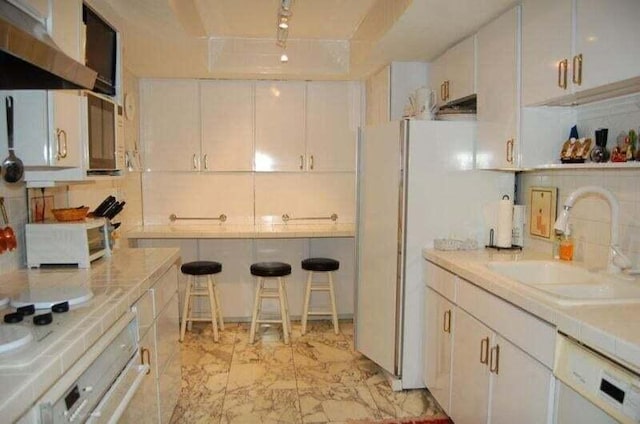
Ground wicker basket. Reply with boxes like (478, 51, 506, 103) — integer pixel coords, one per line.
(52, 207, 90, 222)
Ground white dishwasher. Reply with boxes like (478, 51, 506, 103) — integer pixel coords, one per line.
(554, 334, 640, 424)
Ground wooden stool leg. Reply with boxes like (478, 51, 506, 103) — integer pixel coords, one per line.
(301, 271, 313, 334)
(180, 275, 192, 342)
(282, 278, 291, 334)
(206, 275, 219, 342)
(328, 271, 339, 334)
(278, 277, 290, 344)
(213, 278, 225, 331)
(249, 277, 262, 344)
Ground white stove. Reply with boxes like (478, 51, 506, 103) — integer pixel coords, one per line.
(0, 284, 116, 369)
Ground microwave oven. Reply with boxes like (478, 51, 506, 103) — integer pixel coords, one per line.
(83, 91, 124, 174)
(25, 218, 111, 268)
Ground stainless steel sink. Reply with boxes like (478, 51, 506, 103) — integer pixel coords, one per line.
(486, 260, 640, 305)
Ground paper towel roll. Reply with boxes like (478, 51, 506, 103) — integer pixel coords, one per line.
(496, 196, 513, 248)
(512, 205, 526, 247)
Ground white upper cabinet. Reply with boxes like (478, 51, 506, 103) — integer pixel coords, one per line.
(476, 6, 519, 170)
(200, 81, 254, 172)
(430, 35, 476, 106)
(523, 0, 640, 106)
(6, 90, 82, 168)
(141, 80, 200, 171)
(254, 81, 306, 172)
(306, 81, 360, 172)
(522, 0, 572, 106)
(575, 0, 640, 91)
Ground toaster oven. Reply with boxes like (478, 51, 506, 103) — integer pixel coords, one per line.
(25, 218, 111, 268)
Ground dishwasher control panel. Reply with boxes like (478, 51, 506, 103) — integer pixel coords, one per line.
(555, 334, 640, 424)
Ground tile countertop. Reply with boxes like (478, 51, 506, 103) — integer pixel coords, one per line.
(124, 223, 356, 239)
(423, 248, 640, 375)
(0, 247, 181, 422)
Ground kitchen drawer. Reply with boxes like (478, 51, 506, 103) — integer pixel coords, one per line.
(134, 290, 154, 338)
(153, 265, 178, 316)
(424, 261, 457, 302)
(155, 292, 180, 377)
(457, 278, 555, 368)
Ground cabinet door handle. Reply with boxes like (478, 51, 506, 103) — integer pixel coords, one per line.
(480, 337, 490, 364)
(490, 344, 500, 374)
(446, 80, 450, 100)
(572, 54, 583, 86)
(203, 154, 209, 170)
(140, 347, 151, 375)
(192, 154, 198, 170)
(56, 129, 68, 159)
(558, 59, 568, 89)
(443, 309, 451, 333)
(309, 154, 314, 170)
(505, 139, 514, 164)
(440, 83, 446, 101)
(299, 154, 304, 170)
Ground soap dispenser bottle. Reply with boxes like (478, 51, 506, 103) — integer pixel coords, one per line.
(559, 231, 574, 261)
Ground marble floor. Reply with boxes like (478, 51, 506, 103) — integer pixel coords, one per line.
(170, 320, 446, 424)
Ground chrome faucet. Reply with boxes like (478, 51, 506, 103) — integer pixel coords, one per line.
(553, 185, 631, 273)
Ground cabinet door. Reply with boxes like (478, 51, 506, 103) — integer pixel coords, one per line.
(429, 56, 447, 108)
(50, 91, 83, 168)
(450, 309, 491, 424)
(446, 35, 476, 103)
(157, 293, 181, 423)
(306, 81, 359, 172)
(521, 0, 573, 105)
(424, 288, 454, 413)
(476, 7, 519, 170)
(201, 80, 254, 171)
(121, 329, 159, 424)
(141, 80, 200, 171)
(254, 81, 305, 171)
(4, 91, 49, 166)
(490, 335, 553, 424)
(575, 0, 640, 91)
(49, 0, 82, 61)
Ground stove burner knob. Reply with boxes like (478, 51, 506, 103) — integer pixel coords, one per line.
(17, 305, 35, 316)
(33, 312, 53, 326)
(4, 312, 23, 323)
(52, 301, 69, 313)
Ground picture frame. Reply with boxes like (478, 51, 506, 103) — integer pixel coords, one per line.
(529, 186, 558, 239)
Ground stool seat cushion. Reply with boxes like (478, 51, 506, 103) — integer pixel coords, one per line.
(251, 262, 292, 277)
(181, 261, 222, 275)
(302, 257, 340, 272)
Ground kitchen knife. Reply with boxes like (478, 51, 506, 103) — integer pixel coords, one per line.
(105, 201, 125, 220)
(99, 200, 120, 219)
(93, 196, 116, 217)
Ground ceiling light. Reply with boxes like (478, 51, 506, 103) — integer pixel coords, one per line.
(280, 52, 289, 63)
(278, 16, 289, 29)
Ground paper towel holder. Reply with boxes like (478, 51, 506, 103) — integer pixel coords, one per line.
(485, 228, 522, 251)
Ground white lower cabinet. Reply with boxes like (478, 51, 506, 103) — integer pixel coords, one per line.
(124, 265, 181, 423)
(424, 287, 454, 412)
(424, 261, 554, 424)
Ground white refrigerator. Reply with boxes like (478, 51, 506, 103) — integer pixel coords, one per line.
(356, 119, 514, 389)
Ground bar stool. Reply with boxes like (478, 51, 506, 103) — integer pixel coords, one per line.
(301, 257, 340, 335)
(249, 262, 292, 344)
(179, 261, 224, 342)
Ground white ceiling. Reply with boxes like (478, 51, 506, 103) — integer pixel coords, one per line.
(87, 0, 516, 80)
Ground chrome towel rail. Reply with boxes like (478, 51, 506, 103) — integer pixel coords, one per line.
(281, 213, 338, 222)
(169, 214, 227, 222)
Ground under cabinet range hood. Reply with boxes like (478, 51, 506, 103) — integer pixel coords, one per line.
(0, 0, 97, 90)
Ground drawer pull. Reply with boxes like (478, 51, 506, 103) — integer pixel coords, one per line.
(140, 347, 151, 375)
(480, 337, 489, 364)
(558, 59, 568, 89)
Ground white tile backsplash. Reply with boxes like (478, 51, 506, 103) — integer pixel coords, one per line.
(142, 172, 255, 225)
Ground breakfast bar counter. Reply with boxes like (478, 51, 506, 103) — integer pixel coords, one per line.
(125, 223, 356, 240)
